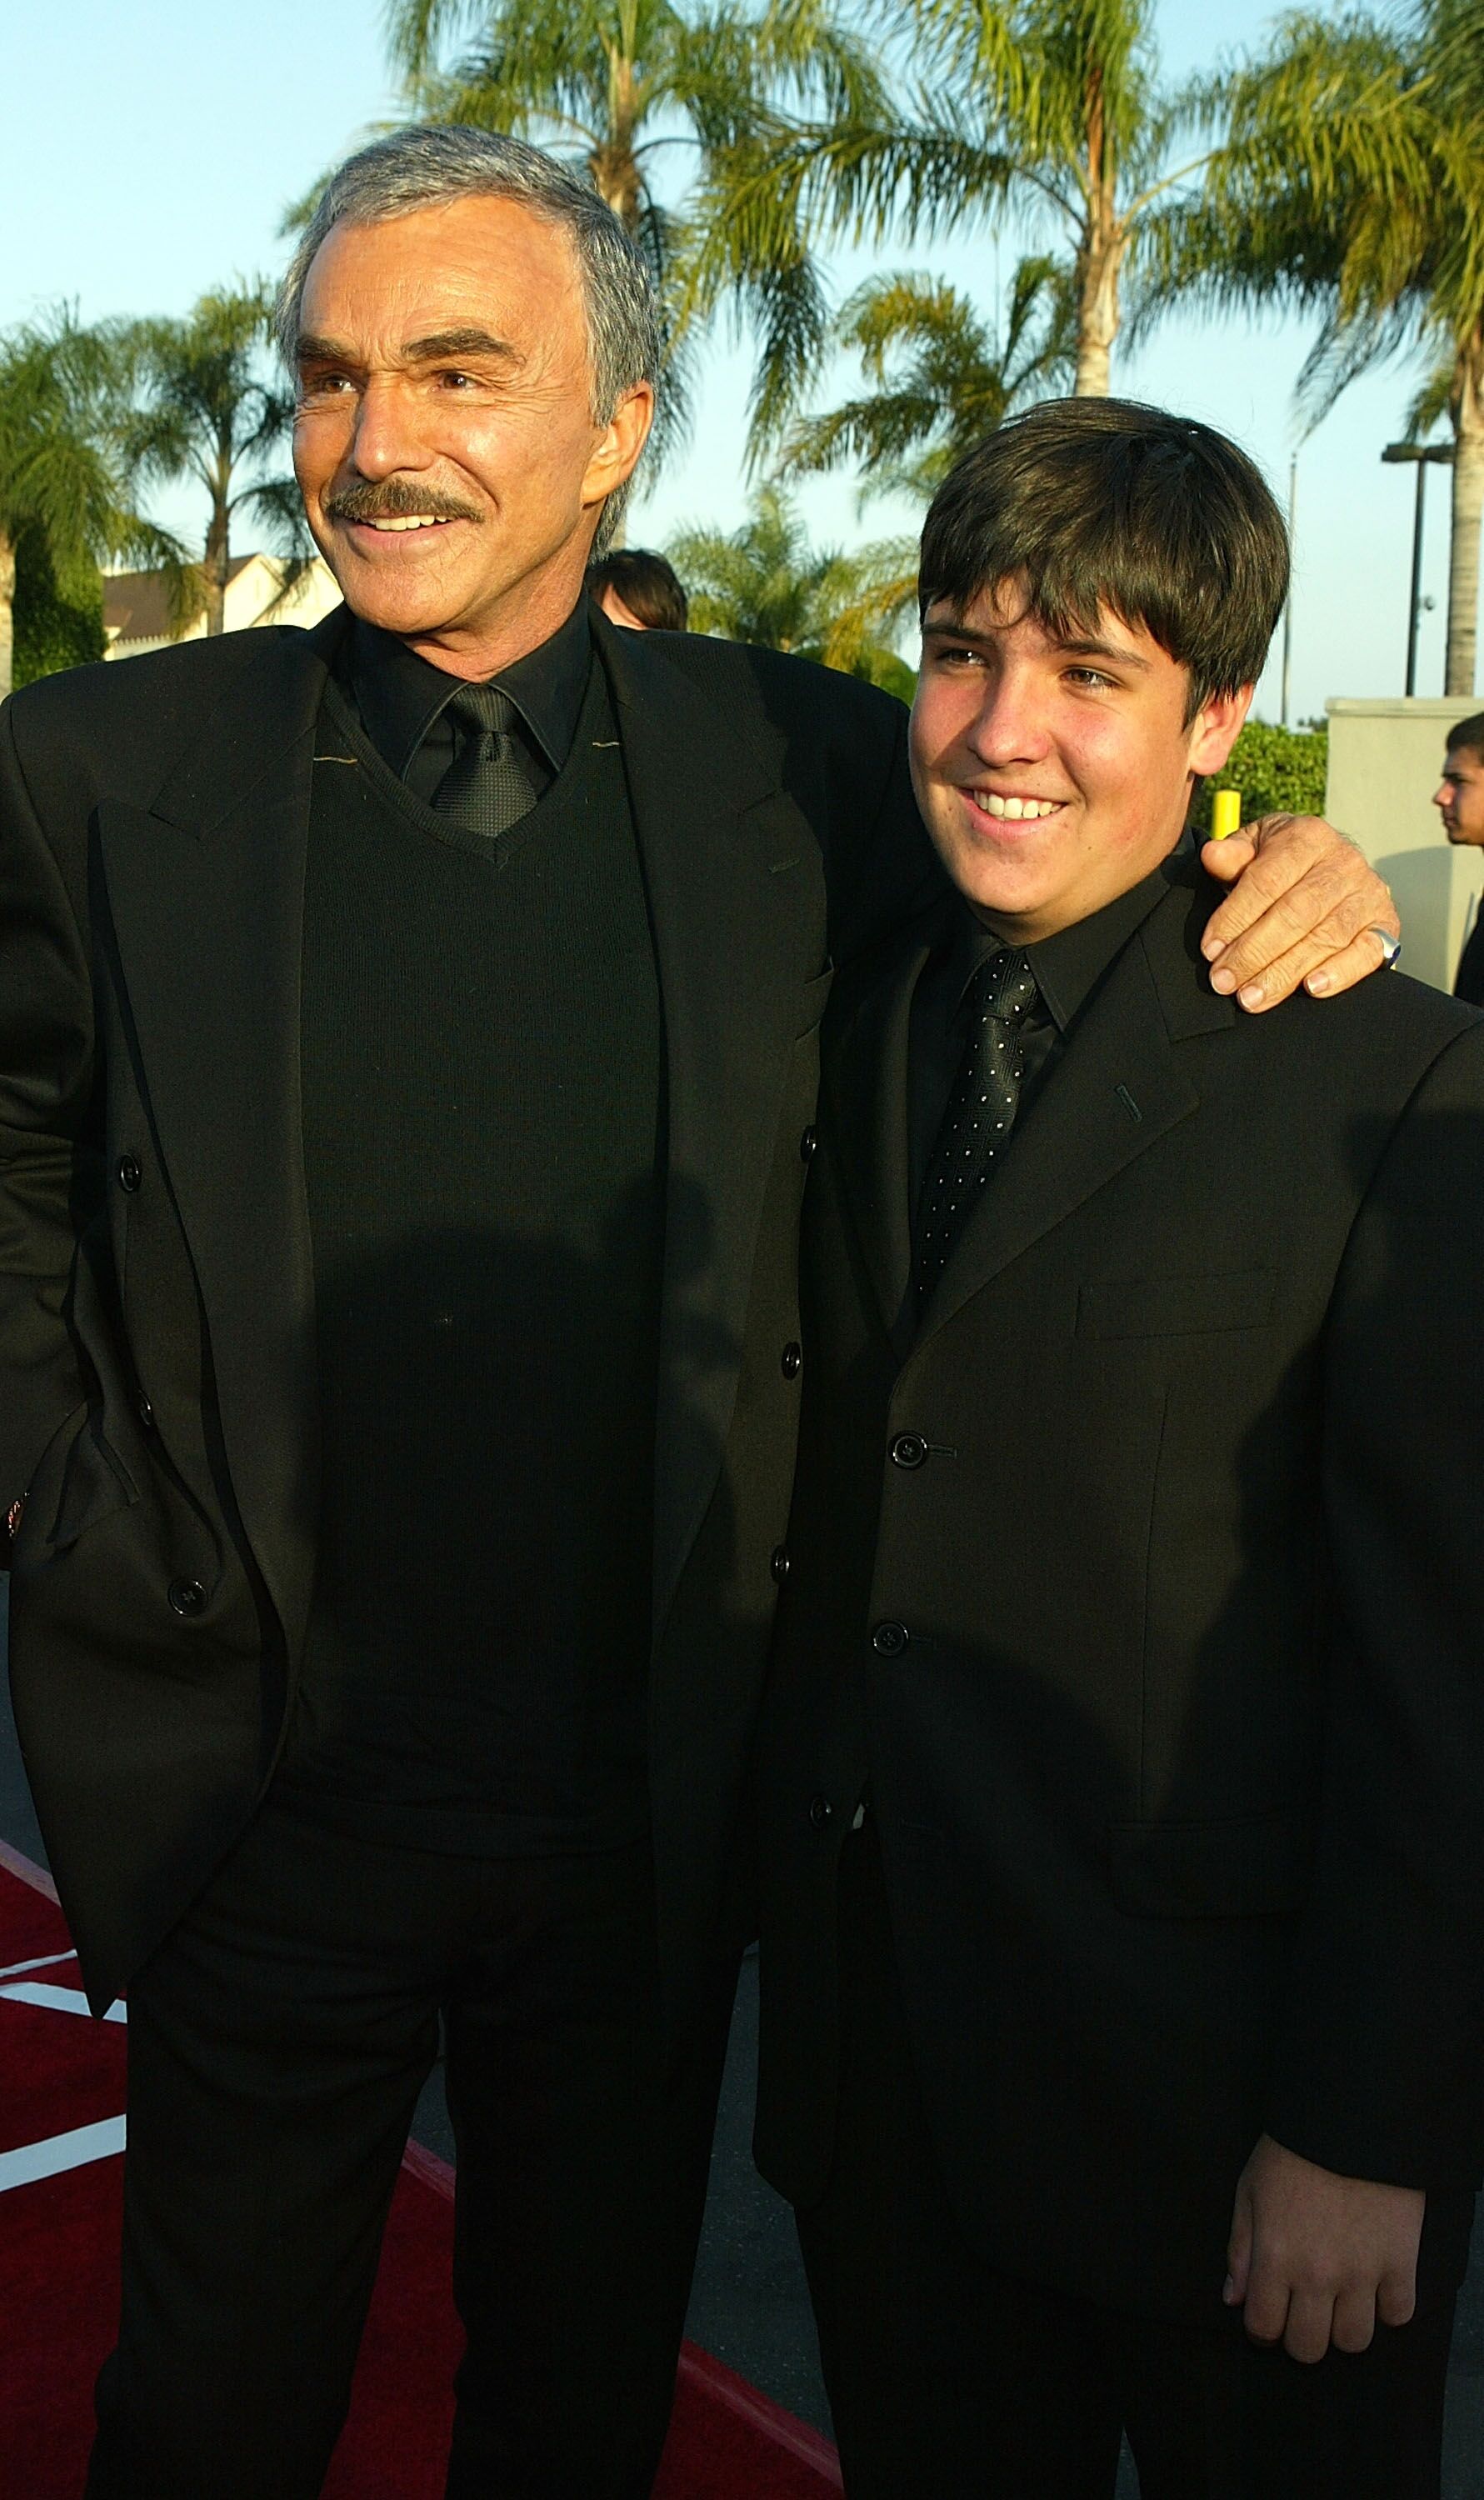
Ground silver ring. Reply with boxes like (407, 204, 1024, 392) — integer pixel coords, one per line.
(1369, 928, 1402, 971)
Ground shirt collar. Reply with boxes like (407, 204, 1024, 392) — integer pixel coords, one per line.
(343, 593, 593, 781)
(942, 844, 1188, 1033)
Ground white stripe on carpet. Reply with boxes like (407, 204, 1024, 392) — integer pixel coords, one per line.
(0, 1982, 124, 2022)
(0, 2115, 127, 2194)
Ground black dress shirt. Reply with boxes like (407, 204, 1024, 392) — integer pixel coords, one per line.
(337, 592, 593, 804)
(908, 856, 1182, 1225)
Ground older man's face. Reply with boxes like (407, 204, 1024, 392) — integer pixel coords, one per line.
(292, 194, 652, 666)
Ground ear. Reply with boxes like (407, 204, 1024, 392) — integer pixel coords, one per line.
(1187, 683, 1253, 778)
(580, 381, 656, 513)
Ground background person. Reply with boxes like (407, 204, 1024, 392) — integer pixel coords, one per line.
(587, 545, 689, 631)
(1433, 710, 1484, 1004)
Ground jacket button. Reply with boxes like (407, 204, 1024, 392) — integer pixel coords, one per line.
(167, 1578, 206, 1618)
(872, 1620, 908, 1657)
(808, 1793, 833, 1832)
(117, 1155, 142, 1193)
(890, 1432, 928, 1470)
(137, 1397, 156, 1432)
(781, 1342, 802, 1379)
(799, 1126, 817, 1162)
(770, 1544, 791, 1583)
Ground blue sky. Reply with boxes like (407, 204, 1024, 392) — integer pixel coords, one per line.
(2, 0, 1464, 721)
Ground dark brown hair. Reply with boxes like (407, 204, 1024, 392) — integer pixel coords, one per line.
(918, 398, 1289, 715)
(587, 547, 689, 632)
(1446, 712, 1484, 759)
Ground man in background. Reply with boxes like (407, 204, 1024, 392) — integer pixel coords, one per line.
(1433, 710, 1484, 1003)
(588, 545, 689, 631)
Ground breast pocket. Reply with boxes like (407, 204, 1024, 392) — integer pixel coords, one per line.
(1077, 1270, 1277, 1339)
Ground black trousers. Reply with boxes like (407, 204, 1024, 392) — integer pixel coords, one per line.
(796, 1822, 1472, 2500)
(85, 1798, 737, 2500)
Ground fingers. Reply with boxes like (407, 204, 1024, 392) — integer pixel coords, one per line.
(1199, 817, 1398, 1012)
(1281, 2288, 1339, 2366)
(1305, 926, 1400, 998)
(1201, 832, 1258, 887)
(1239, 2252, 1292, 2349)
(1377, 2265, 1418, 2331)
(1207, 887, 1397, 1011)
(1330, 2287, 1379, 2354)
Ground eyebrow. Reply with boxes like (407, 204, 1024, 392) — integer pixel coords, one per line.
(922, 617, 1151, 672)
(294, 328, 522, 368)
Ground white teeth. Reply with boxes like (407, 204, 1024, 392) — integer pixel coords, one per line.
(364, 515, 448, 532)
(975, 792, 1060, 820)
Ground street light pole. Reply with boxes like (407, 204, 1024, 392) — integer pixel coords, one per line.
(1281, 452, 1297, 726)
(1381, 439, 1456, 695)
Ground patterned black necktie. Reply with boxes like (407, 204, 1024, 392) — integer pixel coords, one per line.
(915, 947, 1037, 1305)
(430, 683, 533, 838)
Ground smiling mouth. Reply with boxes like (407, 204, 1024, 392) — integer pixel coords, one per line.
(965, 790, 1067, 821)
(344, 514, 462, 534)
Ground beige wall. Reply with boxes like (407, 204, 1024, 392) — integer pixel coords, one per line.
(1325, 698, 1482, 994)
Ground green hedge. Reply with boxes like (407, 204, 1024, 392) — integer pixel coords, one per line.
(12, 523, 105, 687)
(1191, 721, 1327, 835)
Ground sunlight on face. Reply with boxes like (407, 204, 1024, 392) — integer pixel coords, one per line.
(909, 579, 1252, 939)
(1434, 748, 1484, 848)
(291, 193, 652, 670)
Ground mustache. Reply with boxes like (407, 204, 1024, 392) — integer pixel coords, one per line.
(324, 478, 483, 525)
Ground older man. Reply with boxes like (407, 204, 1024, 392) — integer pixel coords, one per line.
(0, 127, 1395, 2500)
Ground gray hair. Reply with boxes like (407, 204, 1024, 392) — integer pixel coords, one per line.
(276, 124, 659, 552)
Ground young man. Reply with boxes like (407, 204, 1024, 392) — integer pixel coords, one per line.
(755, 399, 1484, 2498)
(1432, 710, 1484, 1003)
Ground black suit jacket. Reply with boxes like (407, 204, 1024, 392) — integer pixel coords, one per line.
(1457, 899, 1484, 1007)
(0, 606, 931, 2017)
(754, 852, 1484, 2321)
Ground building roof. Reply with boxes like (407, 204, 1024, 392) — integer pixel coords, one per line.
(102, 556, 257, 647)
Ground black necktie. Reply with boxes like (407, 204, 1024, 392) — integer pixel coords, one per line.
(431, 683, 533, 838)
(915, 948, 1037, 1304)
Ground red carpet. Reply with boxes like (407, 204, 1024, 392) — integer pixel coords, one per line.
(0, 1844, 840, 2497)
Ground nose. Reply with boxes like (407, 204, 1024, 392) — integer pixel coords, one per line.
(342, 375, 435, 482)
(962, 662, 1052, 767)
(1433, 780, 1454, 812)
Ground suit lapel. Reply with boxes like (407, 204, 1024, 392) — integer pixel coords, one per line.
(822, 898, 955, 1354)
(594, 615, 829, 1648)
(912, 879, 1232, 1353)
(95, 618, 345, 1653)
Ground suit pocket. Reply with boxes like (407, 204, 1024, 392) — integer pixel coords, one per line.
(792, 963, 835, 1041)
(1077, 1270, 1277, 1339)
(32, 1408, 138, 1554)
(1108, 1810, 1310, 1918)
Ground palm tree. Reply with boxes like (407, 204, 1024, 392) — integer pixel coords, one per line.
(685, 0, 1218, 445)
(667, 481, 914, 685)
(1149, 0, 1484, 695)
(777, 253, 1076, 502)
(386, 0, 887, 468)
(121, 284, 310, 638)
(0, 312, 157, 700)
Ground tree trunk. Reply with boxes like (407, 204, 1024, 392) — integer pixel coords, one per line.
(204, 506, 228, 638)
(1074, 223, 1125, 398)
(1446, 336, 1484, 699)
(0, 527, 13, 700)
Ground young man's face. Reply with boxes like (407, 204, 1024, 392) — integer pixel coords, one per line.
(1433, 746, 1484, 848)
(910, 580, 1251, 940)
